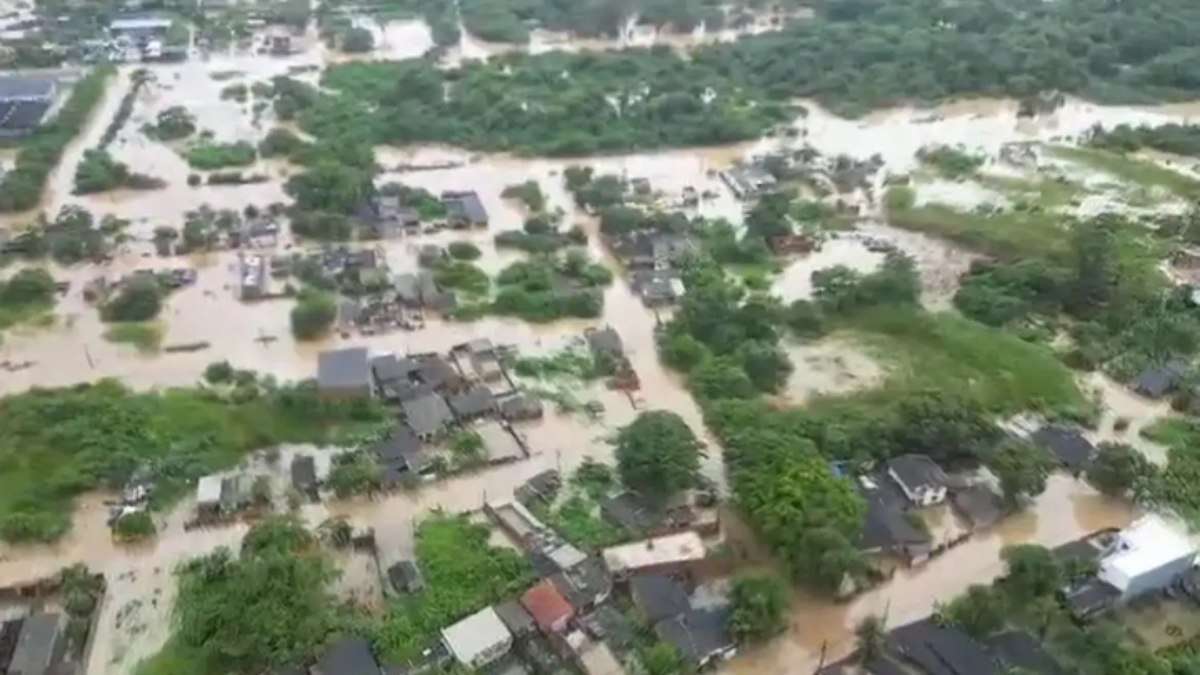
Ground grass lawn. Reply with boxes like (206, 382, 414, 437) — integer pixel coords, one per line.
(103, 321, 163, 353)
(884, 185, 1072, 260)
(817, 306, 1089, 417)
(373, 515, 532, 662)
(1047, 145, 1200, 201)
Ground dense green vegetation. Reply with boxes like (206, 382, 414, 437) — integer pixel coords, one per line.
(143, 106, 196, 141)
(137, 518, 344, 675)
(102, 277, 163, 323)
(1090, 123, 1200, 158)
(729, 575, 789, 644)
(501, 180, 546, 212)
(73, 149, 165, 194)
(258, 127, 307, 158)
(374, 514, 532, 661)
(285, 160, 374, 214)
(314, 54, 791, 155)
(294, 0, 1200, 155)
(0, 66, 114, 212)
(0, 267, 56, 334)
(291, 289, 337, 340)
(103, 321, 164, 354)
(471, 251, 612, 322)
(614, 411, 702, 497)
(1048, 145, 1200, 201)
(917, 145, 985, 180)
(185, 141, 257, 170)
(0, 379, 384, 543)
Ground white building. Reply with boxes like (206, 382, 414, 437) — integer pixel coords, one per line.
(441, 606, 512, 669)
(1098, 515, 1196, 600)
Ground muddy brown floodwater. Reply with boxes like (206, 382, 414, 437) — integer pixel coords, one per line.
(1, 34, 1200, 674)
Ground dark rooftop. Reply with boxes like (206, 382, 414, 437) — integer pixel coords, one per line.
(442, 190, 488, 225)
(585, 326, 623, 357)
(8, 612, 63, 675)
(1062, 577, 1120, 620)
(371, 354, 418, 384)
(950, 485, 1005, 530)
(402, 393, 452, 438)
(986, 631, 1069, 675)
(312, 636, 380, 675)
(493, 599, 536, 637)
(1030, 425, 1095, 471)
(318, 348, 372, 392)
(372, 427, 422, 465)
(0, 99, 50, 131)
(0, 76, 54, 100)
(1133, 361, 1187, 398)
(631, 574, 692, 623)
(291, 455, 317, 492)
(887, 454, 946, 491)
(448, 385, 496, 419)
(387, 561, 424, 594)
(600, 492, 659, 532)
(888, 617, 1000, 675)
(860, 492, 931, 552)
(653, 607, 734, 667)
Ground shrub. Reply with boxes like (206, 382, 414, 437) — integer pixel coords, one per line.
(102, 278, 162, 322)
(447, 241, 482, 261)
(290, 289, 337, 340)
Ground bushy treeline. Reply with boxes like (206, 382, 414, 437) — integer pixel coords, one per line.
(1089, 123, 1200, 158)
(295, 0, 1200, 155)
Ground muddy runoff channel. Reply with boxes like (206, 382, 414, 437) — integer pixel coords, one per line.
(0, 53, 1197, 673)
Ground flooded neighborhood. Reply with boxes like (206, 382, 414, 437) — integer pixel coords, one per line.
(2, 1, 1200, 675)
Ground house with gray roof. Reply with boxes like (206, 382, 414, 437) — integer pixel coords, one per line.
(7, 612, 64, 675)
(653, 607, 736, 668)
(448, 385, 496, 421)
(631, 574, 691, 623)
(887, 455, 948, 507)
(442, 191, 488, 228)
(311, 636, 381, 675)
(402, 392, 452, 440)
(318, 347, 373, 399)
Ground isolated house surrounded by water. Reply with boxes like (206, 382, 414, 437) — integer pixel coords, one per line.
(1098, 515, 1196, 600)
(442, 190, 488, 228)
(317, 347, 373, 399)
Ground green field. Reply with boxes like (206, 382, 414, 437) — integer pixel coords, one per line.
(819, 307, 1089, 417)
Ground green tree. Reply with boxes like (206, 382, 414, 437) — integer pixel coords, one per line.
(285, 161, 372, 214)
(1000, 544, 1062, 600)
(447, 241, 482, 261)
(168, 517, 338, 671)
(102, 278, 162, 322)
(745, 190, 794, 241)
(341, 26, 374, 53)
(0, 268, 55, 306)
(940, 584, 1005, 638)
(786, 299, 827, 338)
(855, 615, 886, 662)
(989, 442, 1053, 504)
(613, 411, 702, 496)
(450, 430, 486, 467)
(113, 511, 155, 540)
(1069, 216, 1118, 316)
(1087, 442, 1156, 496)
(640, 642, 685, 675)
(691, 356, 757, 400)
(737, 340, 793, 393)
(729, 575, 789, 643)
(290, 289, 336, 340)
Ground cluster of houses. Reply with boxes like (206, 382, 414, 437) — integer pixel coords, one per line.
(826, 513, 1200, 675)
(275, 472, 732, 675)
(606, 229, 694, 308)
(311, 341, 543, 484)
(855, 418, 1129, 571)
(364, 190, 489, 239)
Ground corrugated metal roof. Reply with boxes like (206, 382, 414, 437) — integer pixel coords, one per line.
(441, 607, 511, 665)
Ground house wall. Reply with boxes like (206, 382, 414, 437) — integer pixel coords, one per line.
(887, 468, 947, 506)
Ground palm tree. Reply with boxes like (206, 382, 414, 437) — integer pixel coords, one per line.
(855, 615, 887, 662)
